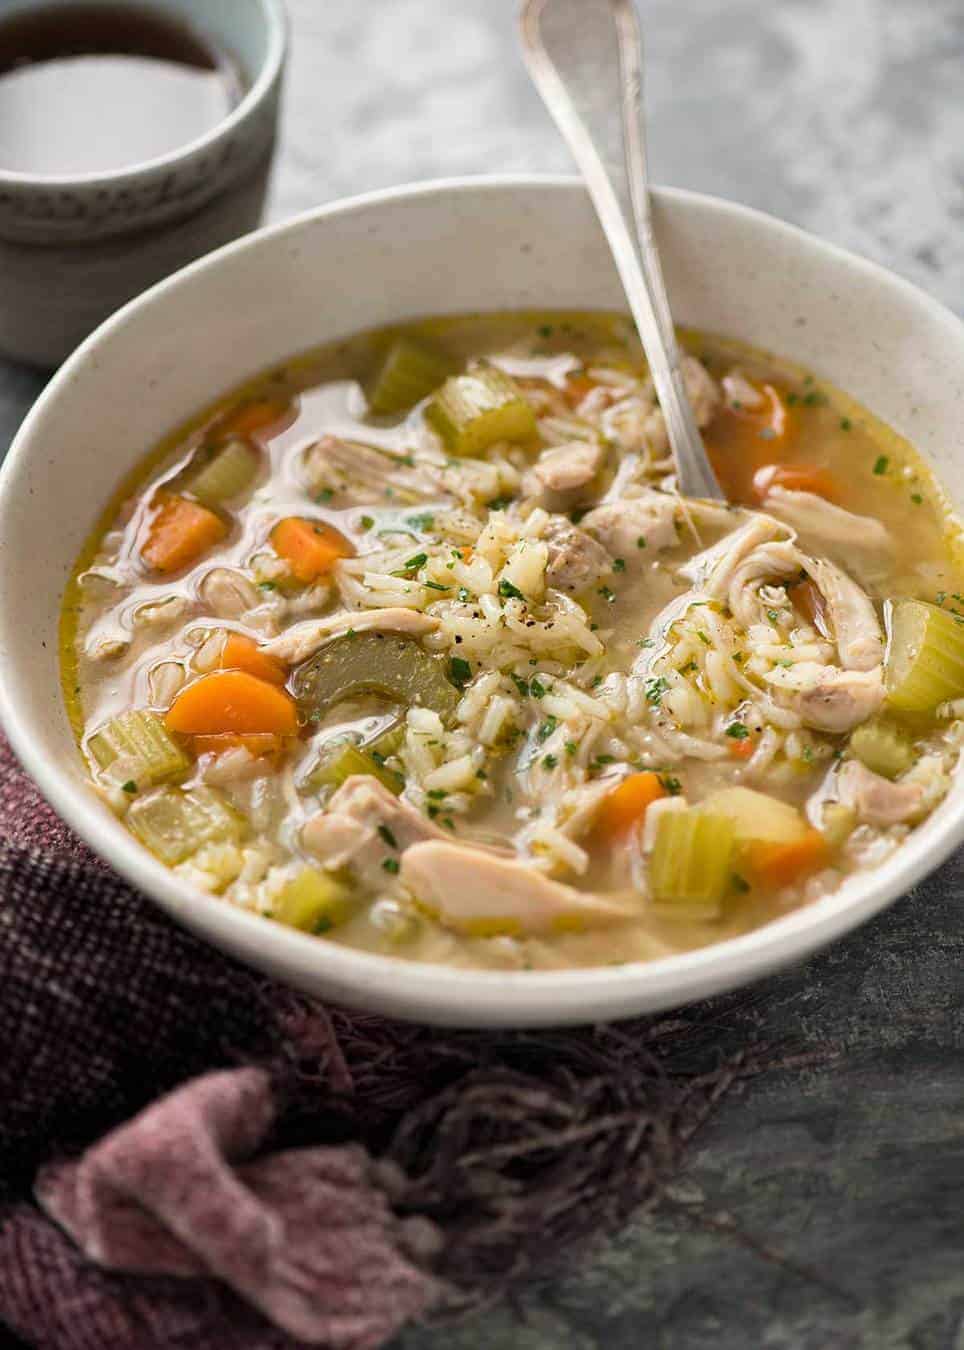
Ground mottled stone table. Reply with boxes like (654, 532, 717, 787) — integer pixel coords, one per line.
(3, 1, 963, 1344)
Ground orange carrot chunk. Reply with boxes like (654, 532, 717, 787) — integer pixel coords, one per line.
(141, 496, 228, 574)
(271, 517, 354, 583)
(703, 383, 798, 502)
(728, 735, 757, 761)
(752, 462, 837, 503)
(746, 829, 829, 890)
(593, 771, 666, 838)
(217, 632, 287, 686)
(166, 671, 298, 737)
(219, 398, 291, 439)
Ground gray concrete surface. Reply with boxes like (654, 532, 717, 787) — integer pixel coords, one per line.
(2, 2, 962, 1344)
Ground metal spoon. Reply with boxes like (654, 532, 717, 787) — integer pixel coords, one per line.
(519, 0, 725, 501)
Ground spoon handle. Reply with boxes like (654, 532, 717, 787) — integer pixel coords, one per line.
(519, 0, 725, 501)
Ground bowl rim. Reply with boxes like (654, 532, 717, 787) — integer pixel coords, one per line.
(4, 172, 964, 1026)
(0, 0, 288, 190)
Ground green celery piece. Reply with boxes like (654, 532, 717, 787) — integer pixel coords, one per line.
(184, 439, 260, 505)
(885, 599, 964, 712)
(272, 867, 354, 933)
(293, 631, 459, 723)
(305, 739, 404, 796)
(88, 711, 190, 787)
(426, 363, 537, 456)
(649, 808, 734, 918)
(368, 338, 453, 415)
(849, 719, 914, 779)
(128, 786, 247, 865)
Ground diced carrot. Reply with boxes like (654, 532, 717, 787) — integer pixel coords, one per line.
(271, 517, 354, 583)
(564, 373, 597, 408)
(219, 398, 291, 439)
(217, 633, 287, 686)
(141, 495, 228, 574)
(166, 670, 298, 736)
(193, 732, 285, 758)
(593, 771, 666, 838)
(728, 736, 757, 761)
(752, 463, 837, 503)
(746, 829, 829, 890)
(455, 545, 474, 562)
(703, 382, 799, 502)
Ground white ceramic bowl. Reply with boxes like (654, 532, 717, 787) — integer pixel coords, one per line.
(2, 177, 963, 1026)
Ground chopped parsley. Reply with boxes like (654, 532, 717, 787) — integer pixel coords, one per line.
(840, 417, 852, 431)
(697, 630, 710, 645)
(426, 788, 448, 801)
(645, 675, 669, 707)
(766, 609, 780, 623)
(423, 580, 450, 592)
(360, 515, 375, 530)
(725, 722, 750, 740)
(121, 780, 137, 794)
(731, 874, 750, 894)
(258, 580, 277, 592)
(382, 858, 400, 875)
(565, 740, 578, 756)
(486, 496, 513, 512)
(536, 715, 558, 743)
(498, 577, 525, 601)
(315, 487, 334, 502)
(530, 677, 547, 699)
(377, 824, 398, 849)
(406, 512, 435, 531)
(659, 774, 683, 796)
(873, 455, 889, 475)
(636, 535, 647, 549)
(598, 585, 616, 604)
(457, 586, 471, 602)
(612, 557, 626, 572)
(449, 656, 472, 688)
(511, 674, 530, 697)
(911, 492, 923, 505)
(543, 754, 558, 769)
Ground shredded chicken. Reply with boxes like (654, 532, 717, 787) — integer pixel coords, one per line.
(303, 434, 436, 505)
(837, 760, 924, 826)
(582, 489, 680, 556)
(521, 440, 605, 509)
(762, 487, 895, 586)
(262, 608, 440, 665)
(542, 517, 613, 593)
(798, 667, 885, 733)
(806, 558, 884, 671)
(400, 840, 635, 935)
(302, 776, 450, 885)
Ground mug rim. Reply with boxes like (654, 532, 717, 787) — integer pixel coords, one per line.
(0, 0, 288, 190)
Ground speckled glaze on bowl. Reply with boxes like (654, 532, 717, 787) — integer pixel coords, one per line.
(2, 177, 963, 1026)
(0, 0, 287, 367)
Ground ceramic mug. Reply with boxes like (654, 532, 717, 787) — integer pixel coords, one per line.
(0, 0, 287, 367)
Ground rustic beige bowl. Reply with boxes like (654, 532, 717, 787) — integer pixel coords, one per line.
(2, 177, 963, 1025)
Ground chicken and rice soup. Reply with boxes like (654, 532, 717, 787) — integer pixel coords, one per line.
(61, 312, 964, 970)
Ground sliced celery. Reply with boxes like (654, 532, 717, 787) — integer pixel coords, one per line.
(305, 739, 404, 796)
(702, 786, 808, 845)
(88, 711, 190, 788)
(649, 808, 735, 918)
(367, 338, 453, 415)
(426, 363, 537, 456)
(849, 719, 914, 779)
(184, 439, 259, 505)
(128, 786, 246, 865)
(272, 867, 354, 933)
(367, 721, 406, 759)
(885, 599, 964, 712)
(293, 632, 459, 723)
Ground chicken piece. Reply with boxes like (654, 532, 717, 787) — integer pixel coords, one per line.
(721, 370, 765, 411)
(303, 435, 435, 505)
(762, 487, 895, 586)
(637, 356, 722, 455)
(302, 775, 449, 886)
(677, 514, 787, 593)
(582, 489, 680, 556)
(521, 440, 605, 510)
(543, 517, 613, 593)
(798, 667, 885, 733)
(400, 841, 634, 936)
(806, 558, 883, 671)
(837, 760, 924, 826)
(263, 608, 440, 665)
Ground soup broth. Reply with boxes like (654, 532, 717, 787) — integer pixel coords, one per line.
(61, 312, 964, 971)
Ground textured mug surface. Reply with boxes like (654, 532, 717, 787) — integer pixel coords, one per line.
(0, 0, 287, 366)
(2, 176, 964, 1026)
